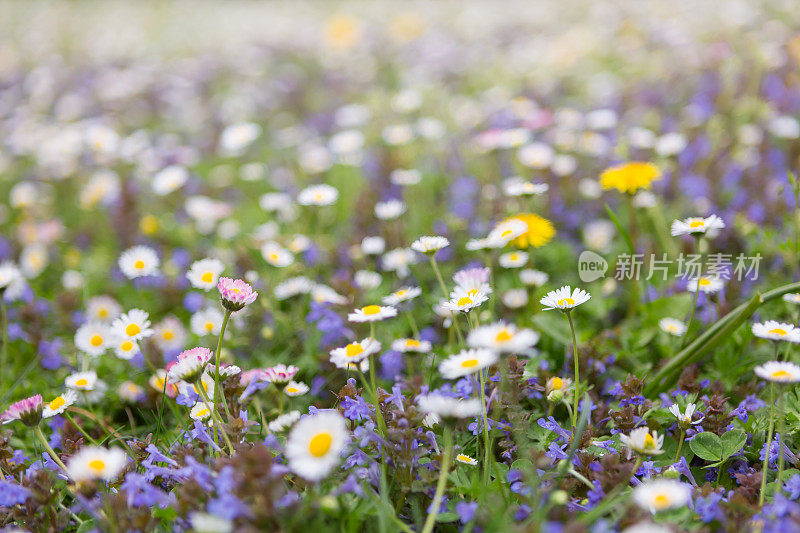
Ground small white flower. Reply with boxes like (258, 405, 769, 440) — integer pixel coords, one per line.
(498, 250, 529, 268)
(783, 293, 800, 305)
(441, 288, 490, 313)
(268, 410, 301, 433)
(467, 322, 539, 353)
(186, 258, 225, 291)
(455, 453, 478, 465)
(620, 427, 664, 457)
(274, 277, 314, 300)
(390, 169, 422, 186)
(111, 309, 154, 341)
(347, 305, 397, 323)
(154, 316, 187, 352)
(504, 179, 549, 197)
(540, 285, 591, 311)
(354, 270, 383, 290)
(486, 219, 528, 247)
(298, 184, 338, 206)
(686, 276, 724, 294)
(261, 242, 294, 268)
(190, 308, 224, 336)
(284, 381, 309, 397)
(361, 236, 386, 256)
(411, 235, 450, 254)
(152, 165, 189, 196)
(285, 410, 350, 481)
(375, 199, 406, 220)
(189, 512, 233, 533)
(391, 338, 432, 353)
(311, 284, 348, 305)
(670, 215, 725, 238)
(86, 296, 121, 322)
(501, 289, 529, 309)
(754, 361, 800, 383)
(382, 286, 422, 306)
(111, 335, 141, 360)
(632, 479, 692, 514)
(66, 370, 98, 391)
(43, 390, 78, 418)
(520, 269, 549, 287)
(118, 246, 159, 279)
(658, 318, 687, 337)
(330, 338, 382, 366)
(439, 348, 498, 379)
(752, 321, 800, 343)
(417, 394, 481, 419)
(668, 403, 704, 428)
(67, 446, 128, 482)
(75, 322, 110, 357)
(190, 402, 213, 422)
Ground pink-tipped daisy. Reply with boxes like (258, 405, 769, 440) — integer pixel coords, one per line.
(217, 277, 258, 312)
(168, 347, 214, 384)
(2, 394, 43, 426)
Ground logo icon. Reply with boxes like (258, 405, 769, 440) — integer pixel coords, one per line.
(578, 250, 608, 282)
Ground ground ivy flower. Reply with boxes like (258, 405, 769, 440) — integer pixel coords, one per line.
(112, 309, 154, 341)
(621, 427, 665, 458)
(2, 394, 43, 426)
(467, 321, 539, 353)
(599, 162, 661, 194)
(217, 277, 258, 312)
(632, 479, 691, 514)
(347, 305, 397, 322)
(670, 215, 725, 238)
(186, 258, 225, 291)
(285, 410, 350, 481)
(118, 245, 160, 279)
(66, 446, 128, 482)
(439, 348, 498, 379)
(659, 318, 687, 336)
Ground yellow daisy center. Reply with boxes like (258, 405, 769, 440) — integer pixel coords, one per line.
(769, 328, 787, 336)
(689, 220, 704, 228)
(551, 377, 563, 390)
(698, 278, 711, 286)
(88, 459, 106, 473)
(495, 330, 512, 342)
(395, 290, 407, 297)
(457, 297, 473, 307)
(134, 260, 145, 269)
(125, 324, 141, 336)
(308, 432, 333, 457)
(121, 341, 133, 351)
(653, 493, 671, 509)
(558, 298, 575, 307)
(201, 272, 213, 283)
(509, 253, 518, 261)
(286, 387, 298, 394)
(362, 305, 381, 315)
(346, 343, 364, 357)
(406, 339, 420, 348)
(98, 308, 108, 318)
(205, 322, 214, 332)
(162, 330, 174, 340)
(75, 378, 89, 387)
(461, 358, 479, 368)
(772, 370, 791, 379)
(90, 334, 103, 347)
(644, 433, 655, 448)
(49, 397, 66, 410)
(196, 409, 210, 418)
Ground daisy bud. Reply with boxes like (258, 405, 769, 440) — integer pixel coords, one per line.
(217, 277, 258, 312)
(2, 394, 44, 427)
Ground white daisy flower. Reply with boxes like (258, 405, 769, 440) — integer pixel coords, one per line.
(411, 235, 450, 254)
(112, 309, 154, 341)
(540, 286, 591, 311)
(347, 305, 397, 323)
(686, 276, 724, 294)
(354, 270, 383, 290)
(66, 371, 98, 392)
(467, 322, 539, 353)
(501, 289, 529, 309)
(486, 219, 528, 247)
(285, 410, 350, 481)
(754, 361, 800, 383)
(66, 446, 128, 482)
(42, 390, 78, 418)
(439, 348, 498, 379)
(632, 479, 692, 514)
(782, 293, 800, 305)
(168, 348, 213, 384)
(118, 245, 159, 279)
(504, 180, 549, 197)
(190, 308, 224, 336)
(261, 241, 294, 268)
(441, 288, 490, 313)
(284, 381, 310, 397)
(417, 394, 481, 419)
(152, 165, 189, 196)
(382, 248, 418, 278)
(274, 277, 314, 300)
(375, 199, 406, 220)
(620, 427, 664, 457)
(391, 338, 432, 353)
(111, 335, 141, 360)
(455, 453, 478, 465)
(382, 286, 422, 306)
(361, 236, 386, 256)
(74, 322, 110, 357)
(658, 318, 687, 337)
(390, 169, 422, 186)
(186, 258, 225, 291)
(190, 402, 213, 422)
(311, 284, 348, 305)
(86, 295, 121, 322)
(453, 268, 491, 294)
(0, 261, 23, 292)
(154, 316, 187, 352)
(498, 250, 529, 268)
(330, 338, 382, 366)
(118, 381, 144, 403)
(752, 321, 800, 343)
(219, 122, 261, 155)
(288, 234, 312, 254)
(519, 268, 550, 287)
(668, 403, 704, 429)
(297, 184, 339, 206)
(670, 215, 725, 238)
(268, 410, 301, 433)
(189, 512, 233, 533)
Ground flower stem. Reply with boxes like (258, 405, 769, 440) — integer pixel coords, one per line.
(759, 383, 776, 506)
(213, 309, 233, 419)
(566, 311, 580, 430)
(478, 369, 491, 483)
(778, 386, 786, 484)
(366, 354, 388, 437)
(675, 429, 685, 463)
(422, 426, 453, 533)
(33, 425, 69, 475)
(196, 383, 235, 455)
(430, 257, 464, 345)
(64, 411, 99, 446)
(0, 295, 7, 385)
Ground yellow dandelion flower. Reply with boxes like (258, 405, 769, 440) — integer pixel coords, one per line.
(599, 162, 660, 194)
(502, 213, 555, 248)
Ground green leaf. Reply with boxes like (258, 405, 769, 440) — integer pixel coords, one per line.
(720, 429, 746, 459)
(435, 512, 458, 523)
(689, 432, 724, 462)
